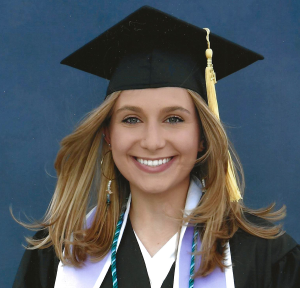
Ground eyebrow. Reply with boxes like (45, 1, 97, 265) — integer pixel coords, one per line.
(115, 105, 191, 114)
(163, 106, 191, 114)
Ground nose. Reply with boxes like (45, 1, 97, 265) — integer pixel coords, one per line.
(140, 122, 166, 151)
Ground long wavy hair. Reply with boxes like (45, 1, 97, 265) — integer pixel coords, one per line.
(13, 89, 285, 277)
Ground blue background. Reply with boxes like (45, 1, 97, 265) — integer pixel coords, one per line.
(1, 0, 299, 287)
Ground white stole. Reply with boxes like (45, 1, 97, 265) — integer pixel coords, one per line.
(55, 177, 235, 288)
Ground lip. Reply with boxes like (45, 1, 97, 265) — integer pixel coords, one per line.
(132, 156, 176, 173)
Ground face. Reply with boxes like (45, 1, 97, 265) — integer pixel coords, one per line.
(106, 87, 204, 195)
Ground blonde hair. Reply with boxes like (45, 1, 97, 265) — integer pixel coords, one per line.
(14, 89, 285, 276)
(187, 90, 284, 276)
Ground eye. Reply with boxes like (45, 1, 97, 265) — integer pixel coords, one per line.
(122, 117, 141, 124)
(165, 116, 184, 124)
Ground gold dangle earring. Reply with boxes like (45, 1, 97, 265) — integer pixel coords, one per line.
(101, 136, 115, 206)
(201, 178, 206, 191)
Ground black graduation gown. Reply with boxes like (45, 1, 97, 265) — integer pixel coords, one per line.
(13, 216, 300, 288)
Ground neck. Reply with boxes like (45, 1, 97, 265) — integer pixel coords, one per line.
(129, 177, 190, 256)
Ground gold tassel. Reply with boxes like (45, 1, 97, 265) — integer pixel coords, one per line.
(203, 28, 242, 202)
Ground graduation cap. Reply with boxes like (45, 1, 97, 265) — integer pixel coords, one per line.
(61, 6, 264, 202)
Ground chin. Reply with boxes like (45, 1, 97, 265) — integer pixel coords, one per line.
(129, 176, 189, 196)
(134, 182, 170, 194)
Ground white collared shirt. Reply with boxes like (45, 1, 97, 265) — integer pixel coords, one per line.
(134, 231, 178, 288)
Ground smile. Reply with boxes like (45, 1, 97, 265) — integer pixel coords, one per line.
(135, 157, 172, 167)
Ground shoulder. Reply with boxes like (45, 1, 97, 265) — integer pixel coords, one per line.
(231, 213, 297, 263)
(229, 213, 299, 288)
(13, 229, 59, 288)
(32, 228, 49, 240)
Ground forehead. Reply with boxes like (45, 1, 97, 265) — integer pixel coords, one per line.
(114, 87, 195, 110)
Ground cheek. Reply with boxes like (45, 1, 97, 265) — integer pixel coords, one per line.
(109, 127, 137, 162)
(172, 127, 200, 160)
(111, 131, 128, 152)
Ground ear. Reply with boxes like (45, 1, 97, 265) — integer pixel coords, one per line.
(103, 126, 111, 147)
(198, 139, 205, 152)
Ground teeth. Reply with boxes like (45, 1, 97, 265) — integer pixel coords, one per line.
(136, 157, 172, 167)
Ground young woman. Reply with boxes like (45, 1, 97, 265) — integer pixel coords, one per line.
(13, 6, 300, 288)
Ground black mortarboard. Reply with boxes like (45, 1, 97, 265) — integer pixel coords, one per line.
(61, 6, 264, 202)
(60, 5, 263, 101)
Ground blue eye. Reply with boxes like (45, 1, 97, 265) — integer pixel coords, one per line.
(122, 117, 141, 124)
(165, 116, 183, 124)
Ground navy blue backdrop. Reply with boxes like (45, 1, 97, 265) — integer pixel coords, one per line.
(1, 1, 299, 287)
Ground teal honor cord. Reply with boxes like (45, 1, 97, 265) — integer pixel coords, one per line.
(111, 210, 126, 288)
(189, 226, 199, 288)
(110, 209, 199, 288)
